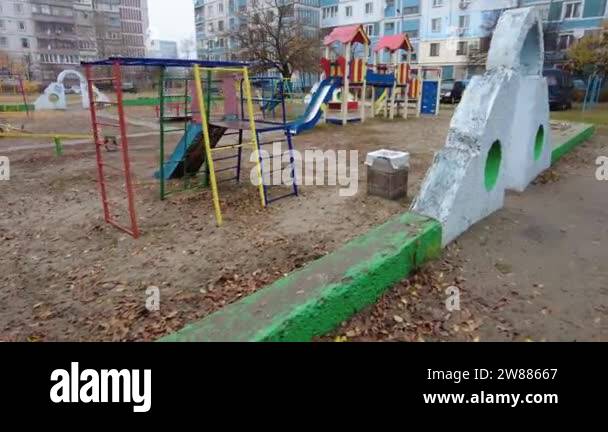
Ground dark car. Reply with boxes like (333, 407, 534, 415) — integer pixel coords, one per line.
(95, 81, 138, 93)
(121, 82, 138, 93)
(440, 80, 467, 104)
(543, 69, 574, 111)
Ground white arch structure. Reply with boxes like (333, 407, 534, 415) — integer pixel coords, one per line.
(34, 69, 109, 111)
(412, 7, 552, 246)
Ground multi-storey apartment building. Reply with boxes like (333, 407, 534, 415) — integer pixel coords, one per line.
(522, 0, 608, 66)
(194, 0, 321, 61)
(0, 0, 37, 76)
(119, 0, 148, 57)
(418, 0, 520, 80)
(149, 38, 179, 58)
(0, 0, 149, 83)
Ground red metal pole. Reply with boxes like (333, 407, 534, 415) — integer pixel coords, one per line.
(85, 64, 111, 225)
(17, 76, 29, 118)
(112, 61, 140, 239)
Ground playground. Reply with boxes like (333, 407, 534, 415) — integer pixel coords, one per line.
(0, 10, 605, 342)
(0, 104, 452, 341)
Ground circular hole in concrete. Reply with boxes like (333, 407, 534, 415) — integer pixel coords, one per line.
(534, 125, 544, 161)
(484, 140, 502, 192)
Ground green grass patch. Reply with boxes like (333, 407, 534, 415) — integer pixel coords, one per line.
(551, 103, 608, 126)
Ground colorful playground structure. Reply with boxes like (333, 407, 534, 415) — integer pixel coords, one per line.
(288, 25, 440, 134)
(368, 33, 414, 120)
(321, 25, 369, 125)
(583, 72, 604, 112)
(81, 57, 299, 238)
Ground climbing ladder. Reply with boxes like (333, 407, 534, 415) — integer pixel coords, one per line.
(244, 78, 298, 204)
(255, 127, 299, 205)
(84, 62, 140, 238)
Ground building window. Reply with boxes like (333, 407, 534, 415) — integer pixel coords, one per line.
(218, 20, 224, 32)
(21, 38, 29, 48)
(456, 41, 467, 56)
(365, 24, 375, 37)
(430, 43, 440, 57)
(365, 2, 373, 14)
(403, 6, 419, 15)
(458, 15, 469, 30)
(558, 33, 575, 50)
(384, 22, 395, 34)
(345, 6, 352, 17)
(563, 1, 582, 19)
(322, 5, 338, 19)
(0, 37, 7, 48)
(431, 18, 441, 33)
(218, 2, 223, 13)
(433, 0, 443, 7)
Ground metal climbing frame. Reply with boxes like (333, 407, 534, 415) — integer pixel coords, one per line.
(191, 64, 267, 225)
(241, 78, 299, 205)
(84, 61, 140, 238)
(83, 57, 298, 235)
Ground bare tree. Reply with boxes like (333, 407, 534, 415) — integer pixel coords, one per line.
(230, 0, 320, 78)
(466, 9, 503, 70)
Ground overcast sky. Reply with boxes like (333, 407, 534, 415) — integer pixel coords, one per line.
(148, 0, 196, 43)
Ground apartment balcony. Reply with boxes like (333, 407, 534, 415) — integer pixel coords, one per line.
(36, 29, 77, 40)
(31, 12, 75, 25)
(384, 6, 397, 18)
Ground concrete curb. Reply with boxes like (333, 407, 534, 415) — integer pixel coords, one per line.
(551, 124, 596, 164)
(161, 212, 442, 342)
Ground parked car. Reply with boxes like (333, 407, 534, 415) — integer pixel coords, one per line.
(95, 81, 138, 93)
(440, 80, 468, 104)
(543, 69, 574, 111)
(121, 82, 138, 93)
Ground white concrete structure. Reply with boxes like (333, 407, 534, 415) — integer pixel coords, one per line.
(412, 7, 551, 246)
(35, 69, 108, 110)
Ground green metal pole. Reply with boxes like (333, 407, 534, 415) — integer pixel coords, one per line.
(205, 69, 212, 120)
(53, 136, 62, 156)
(159, 67, 166, 200)
(203, 69, 212, 188)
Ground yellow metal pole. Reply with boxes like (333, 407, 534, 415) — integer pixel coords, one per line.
(241, 66, 266, 208)
(361, 41, 368, 123)
(193, 64, 223, 226)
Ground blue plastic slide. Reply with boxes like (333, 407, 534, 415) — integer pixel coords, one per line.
(155, 123, 226, 180)
(289, 77, 340, 135)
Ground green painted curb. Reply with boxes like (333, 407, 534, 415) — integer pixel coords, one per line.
(123, 96, 191, 106)
(160, 212, 442, 342)
(0, 104, 34, 112)
(551, 124, 596, 164)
